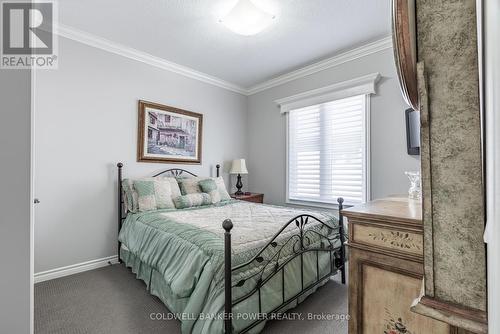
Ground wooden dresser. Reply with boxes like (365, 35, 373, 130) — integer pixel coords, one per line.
(342, 196, 453, 334)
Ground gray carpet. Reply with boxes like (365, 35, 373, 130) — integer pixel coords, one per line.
(35, 264, 347, 334)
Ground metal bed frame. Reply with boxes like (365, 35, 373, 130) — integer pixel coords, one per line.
(116, 162, 346, 334)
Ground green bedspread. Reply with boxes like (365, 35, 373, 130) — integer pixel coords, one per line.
(118, 200, 340, 334)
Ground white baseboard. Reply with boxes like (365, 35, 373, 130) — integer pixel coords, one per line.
(34, 255, 119, 283)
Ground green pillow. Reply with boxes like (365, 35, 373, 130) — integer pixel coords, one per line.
(133, 179, 176, 212)
(122, 179, 138, 213)
(198, 178, 217, 192)
(199, 179, 221, 204)
(123, 177, 180, 213)
(173, 193, 212, 209)
(133, 180, 156, 211)
(178, 176, 231, 201)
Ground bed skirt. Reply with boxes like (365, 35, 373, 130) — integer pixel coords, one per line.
(120, 246, 334, 334)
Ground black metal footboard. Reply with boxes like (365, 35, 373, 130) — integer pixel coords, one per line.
(222, 198, 347, 334)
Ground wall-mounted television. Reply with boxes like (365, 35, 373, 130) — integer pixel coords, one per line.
(405, 108, 420, 155)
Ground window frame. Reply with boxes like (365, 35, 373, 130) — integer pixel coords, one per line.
(285, 94, 372, 209)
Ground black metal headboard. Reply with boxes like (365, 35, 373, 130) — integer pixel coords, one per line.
(152, 168, 198, 178)
(116, 162, 220, 262)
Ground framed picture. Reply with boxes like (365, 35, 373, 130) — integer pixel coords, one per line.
(137, 100, 202, 164)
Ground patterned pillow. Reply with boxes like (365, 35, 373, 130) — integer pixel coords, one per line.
(198, 179, 221, 204)
(132, 179, 177, 212)
(122, 177, 180, 212)
(173, 193, 212, 209)
(178, 176, 231, 201)
(162, 177, 182, 199)
(122, 179, 139, 213)
(178, 177, 203, 195)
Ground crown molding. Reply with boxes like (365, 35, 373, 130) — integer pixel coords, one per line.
(247, 36, 392, 95)
(56, 24, 248, 95)
(276, 72, 381, 113)
(56, 24, 392, 96)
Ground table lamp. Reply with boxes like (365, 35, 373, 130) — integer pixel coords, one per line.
(230, 159, 248, 195)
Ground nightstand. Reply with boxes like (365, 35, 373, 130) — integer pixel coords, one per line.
(230, 193, 264, 203)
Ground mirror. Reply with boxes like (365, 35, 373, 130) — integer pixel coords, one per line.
(392, 0, 419, 111)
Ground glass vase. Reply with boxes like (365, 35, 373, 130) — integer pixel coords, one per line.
(405, 171, 421, 200)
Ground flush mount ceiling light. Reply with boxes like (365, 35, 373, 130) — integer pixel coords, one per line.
(219, 0, 276, 36)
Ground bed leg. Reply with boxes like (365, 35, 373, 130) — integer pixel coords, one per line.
(223, 219, 233, 334)
(337, 197, 346, 285)
(118, 162, 123, 264)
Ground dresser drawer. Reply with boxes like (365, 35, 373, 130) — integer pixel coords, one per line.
(351, 222, 423, 257)
(348, 247, 451, 334)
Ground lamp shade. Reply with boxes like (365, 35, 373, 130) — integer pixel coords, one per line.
(230, 159, 248, 174)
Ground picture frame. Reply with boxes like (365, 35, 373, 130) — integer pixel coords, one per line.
(137, 100, 203, 164)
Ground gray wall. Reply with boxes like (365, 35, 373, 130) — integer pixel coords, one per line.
(34, 38, 248, 273)
(246, 48, 420, 205)
(0, 70, 32, 333)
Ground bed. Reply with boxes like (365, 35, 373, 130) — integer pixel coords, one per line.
(116, 163, 346, 334)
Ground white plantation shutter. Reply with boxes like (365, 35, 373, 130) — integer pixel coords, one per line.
(287, 94, 368, 205)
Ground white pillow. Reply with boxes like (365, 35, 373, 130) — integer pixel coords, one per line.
(214, 177, 231, 201)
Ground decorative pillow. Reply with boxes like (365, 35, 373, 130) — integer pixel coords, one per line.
(133, 180, 157, 211)
(122, 177, 180, 213)
(122, 179, 139, 213)
(173, 193, 212, 209)
(178, 176, 231, 201)
(198, 178, 221, 204)
(213, 177, 232, 201)
(132, 179, 177, 212)
(178, 177, 203, 195)
(162, 177, 182, 199)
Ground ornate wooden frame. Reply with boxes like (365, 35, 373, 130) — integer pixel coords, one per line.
(137, 100, 203, 164)
(392, 0, 419, 111)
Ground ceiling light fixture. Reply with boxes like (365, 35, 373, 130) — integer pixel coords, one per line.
(219, 0, 276, 36)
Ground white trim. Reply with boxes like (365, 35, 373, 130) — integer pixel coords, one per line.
(56, 24, 248, 95)
(248, 36, 392, 95)
(34, 255, 119, 283)
(484, 0, 500, 332)
(30, 62, 36, 334)
(285, 113, 290, 207)
(56, 24, 391, 96)
(365, 94, 372, 202)
(276, 72, 381, 113)
(285, 198, 339, 210)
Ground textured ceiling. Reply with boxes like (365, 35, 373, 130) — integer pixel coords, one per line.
(58, 0, 391, 88)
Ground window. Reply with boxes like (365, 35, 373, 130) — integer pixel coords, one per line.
(287, 94, 369, 206)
